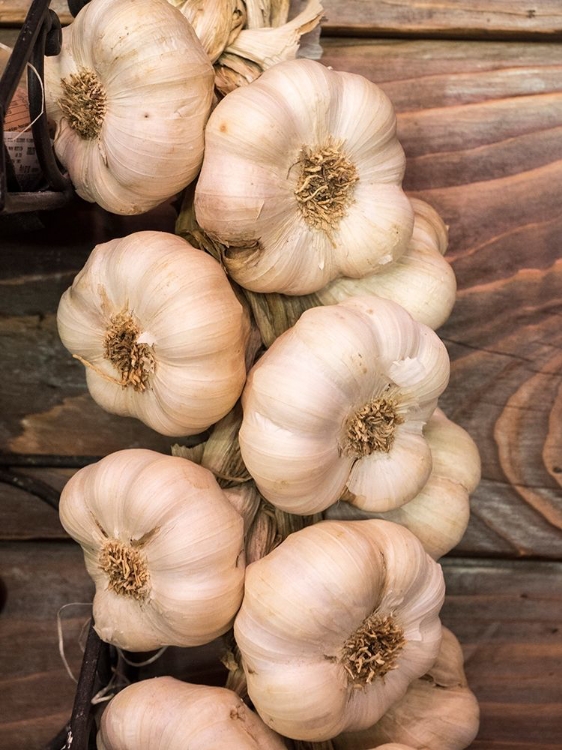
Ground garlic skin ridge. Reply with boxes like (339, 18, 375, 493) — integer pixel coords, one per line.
(317, 198, 456, 331)
(57, 231, 249, 437)
(234, 519, 445, 742)
(97, 676, 287, 749)
(195, 58, 414, 295)
(239, 294, 450, 515)
(44, 0, 214, 215)
(325, 407, 482, 560)
(59, 449, 246, 651)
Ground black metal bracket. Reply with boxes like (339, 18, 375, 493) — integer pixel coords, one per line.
(0, 452, 113, 749)
(0, 0, 74, 213)
(43, 620, 114, 750)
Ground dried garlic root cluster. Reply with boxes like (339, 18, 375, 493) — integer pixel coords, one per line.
(50, 2, 480, 748)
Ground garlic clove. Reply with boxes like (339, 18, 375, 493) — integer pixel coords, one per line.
(346, 426, 432, 512)
(425, 407, 481, 492)
(332, 628, 480, 750)
(318, 199, 455, 330)
(335, 186, 415, 278)
(98, 676, 288, 749)
(325, 408, 481, 559)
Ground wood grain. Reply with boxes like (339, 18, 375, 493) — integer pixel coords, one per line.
(2, 0, 562, 40)
(1, 10, 560, 750)
(319, 38, 562, 559)
(319, 1, 562, 40)
(1, 542, 560, 749)
(2, 40, 561, 558)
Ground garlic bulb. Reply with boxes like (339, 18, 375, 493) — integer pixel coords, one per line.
(178, 0, 246, 63)
(57, 231, 249, 437)
(325, 408, 481, 559)
(239, 295, 450, 515)
(44, 0, 214, 215)
(195, 59, 414, 295)
(333, 627, 480, 750)
(317, 198, 456, 330)
(98, 676, 288, 749)
(59, 449, 245, 651)
(234, 519, 445, 741)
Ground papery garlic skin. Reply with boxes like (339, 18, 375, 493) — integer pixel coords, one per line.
(234, 519, 445, 741)
(239, 295, 450, 515)
(57, 231, 249, 437)
(44, 0, 214, 215)
(59, 449, 245, 651)
(325, 408, 481, 559)
(97, 676, 287, 749)
(333, 627, 480, 750)
(214, 0, 324, 95)
(318, 198, 456, 330)
(195, 59, 414, 295)
(178, 0, 246, 63)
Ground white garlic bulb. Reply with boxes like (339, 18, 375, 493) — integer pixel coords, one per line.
(44, 0, 214, 215)
(98, 676, 288, 749)
(59, 449, 245, 651)
(57, 231, 249, 437)
(317, 198, 456, 330)
(325, 408, 481, 559)
(234, 519, 445, 741)
(239, 295, 450, 514)
(333, 627, 480, 750)
(195, 58, 414, 295)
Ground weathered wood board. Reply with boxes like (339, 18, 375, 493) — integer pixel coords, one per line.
(2, 0, 562, 40)
(1, 4, 562, 748)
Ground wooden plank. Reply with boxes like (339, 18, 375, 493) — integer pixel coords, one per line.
(0, 543, 561, 749)
(2, 1, 562, 41)
(441, 558, 562, 748)
(0, 468, 71, 539)
(0, 0, 70, 25)
(319, 1, 562, 40)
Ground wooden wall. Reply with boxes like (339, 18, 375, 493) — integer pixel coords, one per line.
(1, 1, 561, 747)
